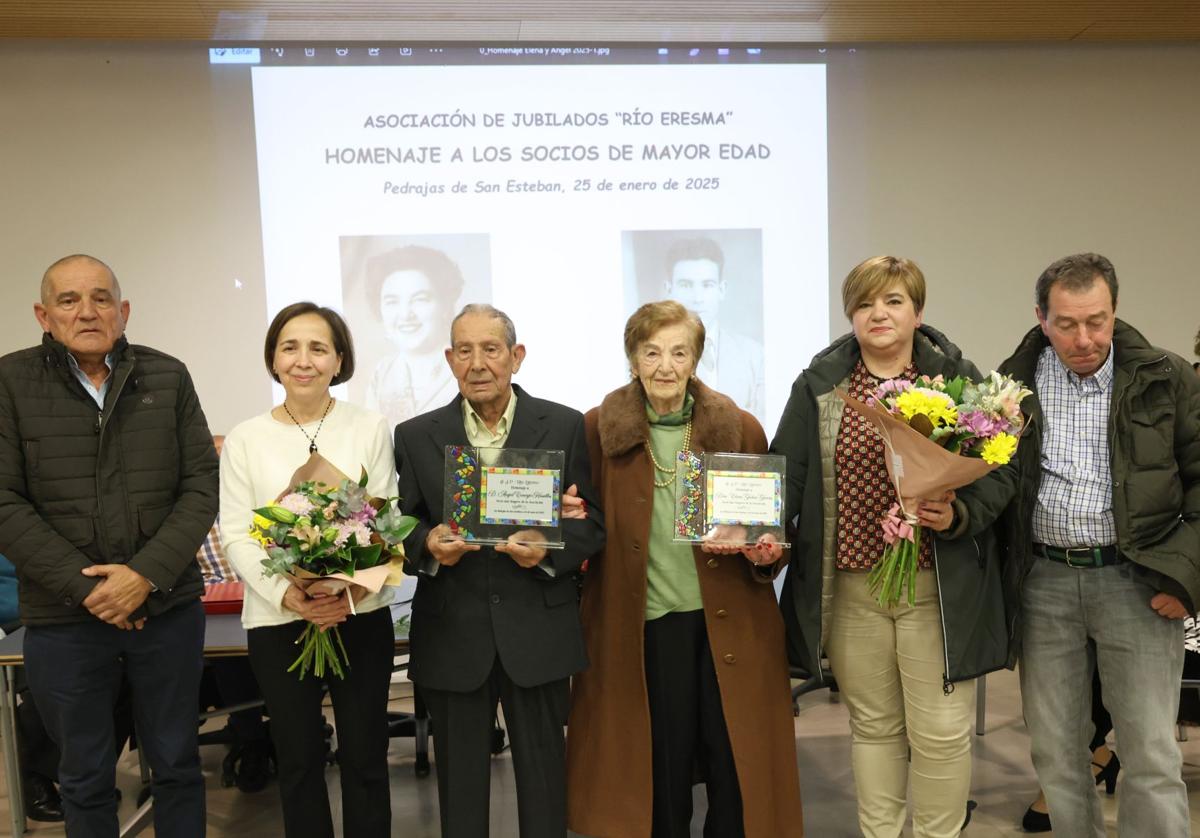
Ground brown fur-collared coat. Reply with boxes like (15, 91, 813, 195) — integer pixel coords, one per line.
(566, 379, 804, 838)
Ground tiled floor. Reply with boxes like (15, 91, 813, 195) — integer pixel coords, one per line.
(4, 667, 1200, 836)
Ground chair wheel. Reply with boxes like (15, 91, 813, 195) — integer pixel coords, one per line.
(415, 754, 430, 777)
(490, 727, 506, 755)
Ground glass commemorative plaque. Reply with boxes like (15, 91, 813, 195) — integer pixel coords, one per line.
(674, 452, 788, 547)
(443, 445, 565, 549)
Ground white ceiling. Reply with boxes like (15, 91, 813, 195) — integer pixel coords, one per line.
(1, 0, 1198, 42)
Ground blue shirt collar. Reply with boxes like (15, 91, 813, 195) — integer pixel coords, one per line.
(66, 351, 117, 408)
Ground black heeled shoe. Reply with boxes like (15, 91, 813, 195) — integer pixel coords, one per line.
(1022, 751, 1120, 833)
(962, 799, 977, 831)
(1094, 751, 1120, 795)
(1021, 805, 1051, 833)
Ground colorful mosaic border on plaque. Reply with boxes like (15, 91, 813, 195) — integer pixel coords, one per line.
(447, 445, 478, 539)
(675, 450, 705, 539)
(704, 470, 782, 527)
(478, 466, 561, 527)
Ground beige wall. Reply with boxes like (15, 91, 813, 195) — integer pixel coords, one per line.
(827, 43, 1200, 371)
(1, 41, 1197, 434)
(0, 41, 268, 433)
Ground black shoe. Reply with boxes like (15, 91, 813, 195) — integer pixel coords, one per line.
(1021, 804, 1051, 833)
(234, 740, 274, 793)
(962, 799, 977, 830)
(1094, 752, 1120, 795)
(23, 773, 64, 823)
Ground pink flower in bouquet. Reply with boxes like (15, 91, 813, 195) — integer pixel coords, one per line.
(866, 377, 913, 407)
(330, 520, 373, 548)
(956, 409, 1010, 439)
(278, 492, 316, 517)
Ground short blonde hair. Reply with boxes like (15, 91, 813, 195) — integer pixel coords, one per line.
(623, 300, 705, 369)
(841, 256, 926, 319)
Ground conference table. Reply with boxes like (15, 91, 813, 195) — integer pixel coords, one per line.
(0, 614, 417, 837)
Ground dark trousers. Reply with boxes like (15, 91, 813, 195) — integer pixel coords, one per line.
(207, 657, 269, 744)
(247, 608, 394, 838)
(23, 599, 206, 838)
(16, 672, 135, 781)
(421, 658, 569, 838)
(644, 609, 744, 838)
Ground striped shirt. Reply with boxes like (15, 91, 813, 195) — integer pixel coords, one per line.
(1031, 345, 1118, 547)
(197, 522, 238, 584)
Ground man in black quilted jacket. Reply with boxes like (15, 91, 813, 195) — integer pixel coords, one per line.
(0, 254, 218, 837)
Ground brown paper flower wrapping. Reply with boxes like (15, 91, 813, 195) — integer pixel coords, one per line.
(275, 452, 405, 607)
(835, 391, 998, 514)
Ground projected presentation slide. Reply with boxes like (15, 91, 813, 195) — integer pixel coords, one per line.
(251, 59, 827, 431)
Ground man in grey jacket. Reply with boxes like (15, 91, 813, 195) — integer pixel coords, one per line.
(0, 254, 218, 837)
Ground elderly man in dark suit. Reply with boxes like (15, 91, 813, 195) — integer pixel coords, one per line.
(394, 303, 604, 838)
(0, 254, 218, 837)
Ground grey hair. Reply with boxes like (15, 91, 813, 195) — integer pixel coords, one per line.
(41, 254, 121, 304)
(450, 303, 517, 348)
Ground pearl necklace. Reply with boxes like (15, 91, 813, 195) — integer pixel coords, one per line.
(645, 419, 693, 488)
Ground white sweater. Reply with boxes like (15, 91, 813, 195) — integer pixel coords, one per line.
(219, 400, 399, 629)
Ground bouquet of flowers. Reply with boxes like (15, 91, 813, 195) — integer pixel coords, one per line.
(839, 371, 1031, 606)
(250, 454, 417, 679)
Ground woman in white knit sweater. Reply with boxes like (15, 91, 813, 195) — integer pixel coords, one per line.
(220, 302, 397, 838)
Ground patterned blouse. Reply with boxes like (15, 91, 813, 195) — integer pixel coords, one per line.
(835, 360, 934, 572)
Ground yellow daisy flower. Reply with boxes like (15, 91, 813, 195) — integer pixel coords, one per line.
(893, 388, 959, 429)
(980, 432, 1018, 465)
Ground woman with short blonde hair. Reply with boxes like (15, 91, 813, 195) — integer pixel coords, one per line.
(772, 256, 1012, 837)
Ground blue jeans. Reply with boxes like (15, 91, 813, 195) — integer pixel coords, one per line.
(1019, 556, 1188, 838)
(24, 600, 206, 838)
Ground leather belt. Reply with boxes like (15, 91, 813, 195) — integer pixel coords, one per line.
(1032, 543, 1121, 569)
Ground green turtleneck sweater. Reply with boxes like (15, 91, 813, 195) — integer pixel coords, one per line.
(644, 394, 703, 621)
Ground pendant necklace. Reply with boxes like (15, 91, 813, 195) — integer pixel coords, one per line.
(282, 398, 333, 454)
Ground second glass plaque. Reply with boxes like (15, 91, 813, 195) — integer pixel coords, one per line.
(443, 445, 566, 549)
(674, 451, 789, 547)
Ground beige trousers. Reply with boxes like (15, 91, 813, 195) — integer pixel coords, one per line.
(826, 569, 975, 838)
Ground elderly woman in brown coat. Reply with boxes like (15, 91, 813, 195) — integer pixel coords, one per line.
(566, 301, 803, 838)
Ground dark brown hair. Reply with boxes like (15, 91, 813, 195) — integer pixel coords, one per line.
(263, 302, 356, 386)
(1035, 253, 1118, 315)
(366, 245, 464, 318)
